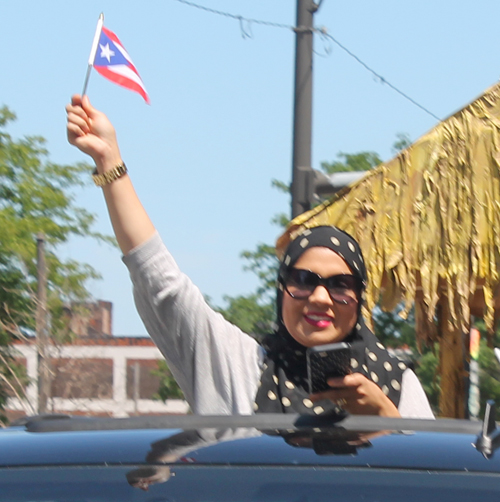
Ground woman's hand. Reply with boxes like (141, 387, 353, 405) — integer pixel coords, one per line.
(66, 93, 156, 254)
(310, 373, 401, 417)
(66, 94, 122, 171)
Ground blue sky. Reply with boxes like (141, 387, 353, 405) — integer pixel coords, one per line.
(2, 1, 499, 335)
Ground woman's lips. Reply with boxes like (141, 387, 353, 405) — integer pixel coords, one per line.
(304, 312, 334, 328)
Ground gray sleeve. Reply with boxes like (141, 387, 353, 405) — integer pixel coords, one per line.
(398, 368, 435, 418)
(122, 233, 264, 415)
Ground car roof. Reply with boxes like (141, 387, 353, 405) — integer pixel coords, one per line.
(1, 413, 499, 473)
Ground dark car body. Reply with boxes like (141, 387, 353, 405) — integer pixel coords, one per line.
(1, 413, 500, 501)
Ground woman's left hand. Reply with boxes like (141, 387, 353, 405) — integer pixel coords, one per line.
(310, 373, 401, 417)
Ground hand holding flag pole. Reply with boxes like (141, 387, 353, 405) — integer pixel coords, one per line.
(81, 13, 150, 103)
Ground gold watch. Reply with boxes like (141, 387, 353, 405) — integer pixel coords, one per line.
(92, 163, 128, 187)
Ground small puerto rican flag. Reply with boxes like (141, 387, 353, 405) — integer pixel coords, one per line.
(93, 26, 150, 104)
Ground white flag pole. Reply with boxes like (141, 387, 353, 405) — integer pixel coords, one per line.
(82, 12, 104, 96)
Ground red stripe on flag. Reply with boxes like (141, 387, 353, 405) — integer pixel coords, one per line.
(94, 66, 150, 104)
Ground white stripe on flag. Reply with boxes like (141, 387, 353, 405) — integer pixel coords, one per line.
(113, 42, 134, 65)
(107, 64, 147, 87)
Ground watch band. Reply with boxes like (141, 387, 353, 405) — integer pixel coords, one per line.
(92, 163, 128, 187)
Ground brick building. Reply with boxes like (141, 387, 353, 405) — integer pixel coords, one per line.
(5, 302, 189, 421)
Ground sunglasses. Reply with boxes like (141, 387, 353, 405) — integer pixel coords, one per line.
(281, 268, 364, 304)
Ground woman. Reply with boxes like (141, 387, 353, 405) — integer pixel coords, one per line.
(66, 95, 433, 418)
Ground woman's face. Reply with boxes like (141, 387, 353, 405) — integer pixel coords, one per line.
(281, 246, 359, 348)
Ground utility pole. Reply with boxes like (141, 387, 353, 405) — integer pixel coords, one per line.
(291, 0, 320, 218)
(36, 233, 51, 414)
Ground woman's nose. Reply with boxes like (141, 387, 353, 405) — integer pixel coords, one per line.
(308, 284, 333, 305)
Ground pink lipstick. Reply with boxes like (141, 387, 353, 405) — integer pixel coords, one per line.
(304, 312, 334, 328)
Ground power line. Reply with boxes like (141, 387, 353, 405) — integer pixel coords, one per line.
(318, 30, 442, 122)
(174, 0, 292, 30)
(173, 0, 442, 122)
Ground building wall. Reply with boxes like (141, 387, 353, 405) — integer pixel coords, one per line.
(6, 338, 189, 420)
(51, 358, 114, 399)
(126, 359, 163, 400)
(65, 301, 113, 338)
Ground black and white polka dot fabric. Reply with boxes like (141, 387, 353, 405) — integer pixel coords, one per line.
(254, 226, 405, 415)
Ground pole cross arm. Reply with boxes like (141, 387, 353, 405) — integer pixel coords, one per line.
(315, 171, 367, 197)
(294, 168, 368, 209)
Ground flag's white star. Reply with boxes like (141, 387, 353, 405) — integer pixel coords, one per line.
(99, 43, 115, 63)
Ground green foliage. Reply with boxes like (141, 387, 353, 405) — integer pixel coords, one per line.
(0, 106, 110, 283)
(240, 244, 280, 300)
(414, 346, 440, 413)
(464, 320, 500, 418)
(400, 330, 500, 418)
(214, 294, 275, 340)
(320, 133, 411, 176)
(321, 151, 382, 174)
(270, 178, 290, 194)
(477, 341, 500, 418)
(374, 305, 442, 414)
(391, 133, 412, 154)
(220, 183, 287, 335)
(237, 178, 290, 302)
(0, 105, 112, 418)
(151, 360, 185, 401)
(373, 306, 417, 349)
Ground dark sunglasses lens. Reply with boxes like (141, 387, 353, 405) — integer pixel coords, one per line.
(285, 269, 317, 298)
(326, 275, 361, 303)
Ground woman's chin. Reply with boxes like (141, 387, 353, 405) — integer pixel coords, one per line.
(293, 327, 346, 348)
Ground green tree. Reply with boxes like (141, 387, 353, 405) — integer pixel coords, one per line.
(214, 293, 275, 340)
(414, 346, 440, 412)
(477, 343, 500, 412)
(391, 133, 412, 154)
(151, 361, 185, 401)
(0, 105, 111, 421)
(321, 151, 382, 174)
(373, 306, 417, 350)
(240, 244, 279, 300)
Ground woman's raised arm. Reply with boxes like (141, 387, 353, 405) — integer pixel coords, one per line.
(66, 94, 155, 255)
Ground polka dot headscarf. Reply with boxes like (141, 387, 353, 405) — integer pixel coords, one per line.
(254, 226, 405, 415)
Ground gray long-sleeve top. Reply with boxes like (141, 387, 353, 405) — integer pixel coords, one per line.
(123, 233, 434, 418)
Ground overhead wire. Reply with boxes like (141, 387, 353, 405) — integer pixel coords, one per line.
(174, 0, 292, 30)
(173, 0, 442, 122)
(318, 30, 442, 122)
